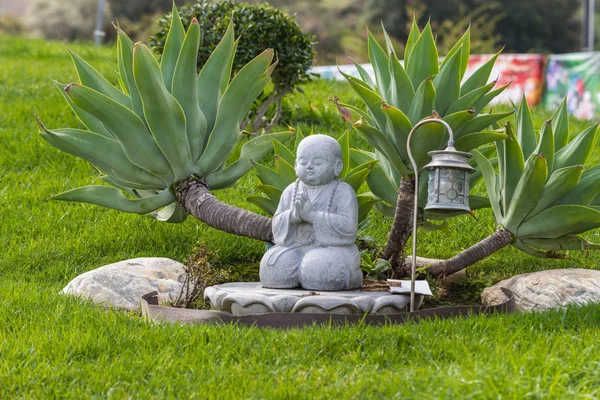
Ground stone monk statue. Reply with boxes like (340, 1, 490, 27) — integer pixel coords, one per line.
(259, 134, 363, 291)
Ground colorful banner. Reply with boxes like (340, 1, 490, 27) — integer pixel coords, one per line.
(543, 52, 600, 120)
(464, 54, 546, 107)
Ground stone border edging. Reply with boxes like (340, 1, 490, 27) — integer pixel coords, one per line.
(140, 288, 515, 329)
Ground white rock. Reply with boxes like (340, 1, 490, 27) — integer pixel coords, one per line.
(481, 268, 600, 311)
(61, 258, 186, 310)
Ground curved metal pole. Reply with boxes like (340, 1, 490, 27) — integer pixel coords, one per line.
(406, 118, 454, 312)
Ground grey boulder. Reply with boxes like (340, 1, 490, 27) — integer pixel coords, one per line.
(61, 257, 186, 310)
(482, 268, 600, 311)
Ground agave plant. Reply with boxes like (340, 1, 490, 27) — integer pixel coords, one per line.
(37, 6, 294, 242)
(427, 98, 600, 278)
(338, 22, 511, 273)
(248, 129, 378, 223)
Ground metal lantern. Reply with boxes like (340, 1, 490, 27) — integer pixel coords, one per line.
(405, 118, 475, 313)
(423, 147, 475, 213)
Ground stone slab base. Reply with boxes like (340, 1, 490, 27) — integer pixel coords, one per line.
(204, 282, 423, 316)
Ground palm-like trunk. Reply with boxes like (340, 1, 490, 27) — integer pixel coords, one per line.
(426, 229, 513, 278)
(176, 177, 273, 242)
(382, 176, 416, 276)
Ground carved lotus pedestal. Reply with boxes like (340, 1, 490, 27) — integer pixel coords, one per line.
(203, 282, 424, 316)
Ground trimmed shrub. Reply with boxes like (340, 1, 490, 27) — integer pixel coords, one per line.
(149, 1, 315, 132)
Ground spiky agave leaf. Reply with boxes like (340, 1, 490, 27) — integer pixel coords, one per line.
(474, 100, 600, 257)
(343, 23, 510, 172)
(39, 6, 292, 222)
(341, 21, 512, 223)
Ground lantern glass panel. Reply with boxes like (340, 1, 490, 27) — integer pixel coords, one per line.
(425, 167, 470, 211)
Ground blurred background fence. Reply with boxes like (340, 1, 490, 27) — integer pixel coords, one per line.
(2, 0, 600, 118)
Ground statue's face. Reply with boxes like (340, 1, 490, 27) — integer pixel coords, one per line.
(295, 142, 341, 186)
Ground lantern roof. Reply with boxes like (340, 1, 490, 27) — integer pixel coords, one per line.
(424, 146, 476, 173)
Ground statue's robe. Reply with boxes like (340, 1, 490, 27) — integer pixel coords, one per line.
(260, 180, 362, 290)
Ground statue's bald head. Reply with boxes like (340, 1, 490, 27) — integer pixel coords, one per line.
(297, 134, 342, 161)
(295, 135, 344, 185)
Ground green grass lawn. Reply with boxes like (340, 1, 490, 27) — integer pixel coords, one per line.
(2, 34, 600, 398)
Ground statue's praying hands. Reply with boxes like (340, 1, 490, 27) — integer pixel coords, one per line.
(259, 135, 363, 291)
(292, 186, 313, 223)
